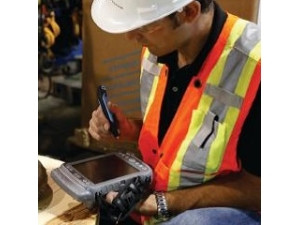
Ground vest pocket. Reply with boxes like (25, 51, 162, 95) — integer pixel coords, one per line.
(192, 110, 221, 150)
(180, 110, 227, 185)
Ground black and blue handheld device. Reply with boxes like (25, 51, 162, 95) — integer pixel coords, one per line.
(97, 85, 119, 138)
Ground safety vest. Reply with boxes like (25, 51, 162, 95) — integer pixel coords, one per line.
(138, 13, 260, 224)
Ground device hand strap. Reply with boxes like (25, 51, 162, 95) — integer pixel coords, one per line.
(96, 177, 150, 224)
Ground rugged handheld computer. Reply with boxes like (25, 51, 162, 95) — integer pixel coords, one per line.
(51, 152, 152, 209)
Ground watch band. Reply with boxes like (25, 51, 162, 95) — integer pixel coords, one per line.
(154, 191, 170, 221)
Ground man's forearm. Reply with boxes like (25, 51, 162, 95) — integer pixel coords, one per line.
(165, 169, 260, 214)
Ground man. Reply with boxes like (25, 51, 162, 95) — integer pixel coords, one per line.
(89, 0, 261, 224)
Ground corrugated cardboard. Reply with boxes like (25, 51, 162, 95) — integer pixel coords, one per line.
(216, 0, 260, 22)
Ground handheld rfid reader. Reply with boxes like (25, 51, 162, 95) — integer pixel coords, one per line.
(51, 152, 152, 209)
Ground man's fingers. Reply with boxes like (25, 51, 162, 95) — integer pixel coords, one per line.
(106, 191, 118, 204)
(88, 127, 100, 141)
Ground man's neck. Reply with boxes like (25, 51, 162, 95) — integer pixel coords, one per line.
(177, 8, 215, 68)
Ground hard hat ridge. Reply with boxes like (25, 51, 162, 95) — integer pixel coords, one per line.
(91, 0, 194, 33)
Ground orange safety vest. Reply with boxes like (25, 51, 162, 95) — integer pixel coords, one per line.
(138, 13, 260, 224)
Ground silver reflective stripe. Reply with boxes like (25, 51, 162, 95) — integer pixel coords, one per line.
(140, 70, 156, 117)
(209, 100, 229, 124)
(178, 21, 260, 188)
(219, 50, 248, 91)
(142, 57, 160, 75)
(180, 144, 205, 187)
(192, 111, 216, 147)
(140, 53, 161, 117)
(235, 22, 261, 54)
(219, 22, 260, 92)
(179, 166, 205, 188)
(180, 112, 220, 186)
(205, 84, 243, 109)
(148, 53, 158, 63)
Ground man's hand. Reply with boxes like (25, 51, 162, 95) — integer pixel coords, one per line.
(88, 102, 142, 141)
(105, 191, 157, 217)
(105, 191, 119, 203)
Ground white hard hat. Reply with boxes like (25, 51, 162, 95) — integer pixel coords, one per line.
(91, 0, 194, 34)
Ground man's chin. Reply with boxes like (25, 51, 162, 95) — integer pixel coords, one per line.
(146, 47, 166, 57)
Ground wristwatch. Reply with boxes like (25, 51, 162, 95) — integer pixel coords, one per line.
(154, 191, 171, 221)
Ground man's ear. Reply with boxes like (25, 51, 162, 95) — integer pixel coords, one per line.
(180, 1, 201, 23)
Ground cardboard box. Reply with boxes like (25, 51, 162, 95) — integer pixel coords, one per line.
(81, 0, 142, 127)
(216, 0, 260, 23)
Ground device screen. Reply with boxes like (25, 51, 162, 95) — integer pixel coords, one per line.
(72, 155, 139, 184)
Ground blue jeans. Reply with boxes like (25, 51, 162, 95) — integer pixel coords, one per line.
(161, 207, 260, 225)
